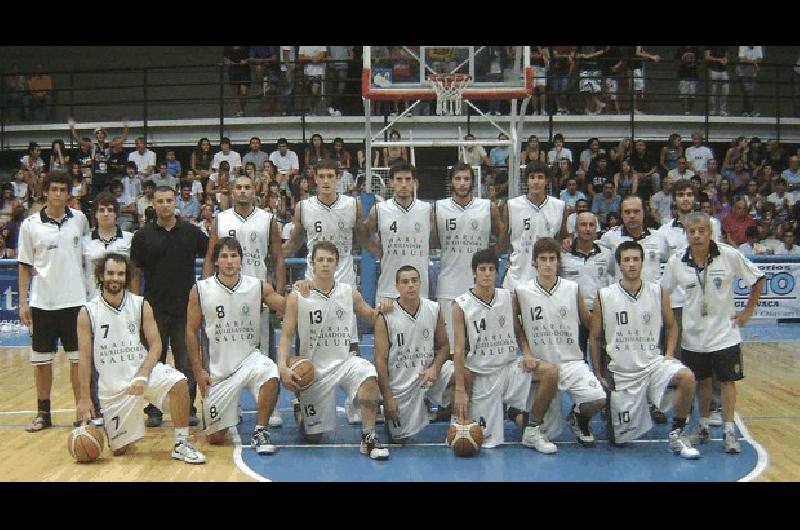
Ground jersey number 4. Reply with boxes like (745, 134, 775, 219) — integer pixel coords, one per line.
(472, 318, 486, 334)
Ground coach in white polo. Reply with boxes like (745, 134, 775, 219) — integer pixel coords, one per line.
(662, 212, 765, 455)
(17, 172, 90, 433)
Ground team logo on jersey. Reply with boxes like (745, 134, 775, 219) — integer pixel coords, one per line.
(649, 251, 656, 261)
(498, 315, 506, 328)
(128, 322, 136, 335)
(471, 220, 479, 231)
(713, 277, 722, 290)
(250, 232, 257, 242)
(597, 266, 605, 277)
(241, 304, 250, 315)
(336, 308, 344, 319)
(734, 363, 741, 374)
(642, 312, 652, 324)
(338, 220, 345, 230)
(73, 236, 79, 248)
(423, 328, 430, 338)
(414, 222, 421, 233)
(559, 307, 567, 318)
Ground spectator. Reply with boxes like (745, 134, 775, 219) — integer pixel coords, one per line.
(331, 137, 351, 173)
(781, 155, 800, 192)
(738, 225, 769, 255)
(576, 46, 607, 115)
(738, 179, 766, 221)
(20, 142, 44, 198)
(207, 161, 232, 210)
(375, 129, 408, 167)
(211, 137, 242, 174)
(298, 46, 328, 116)
(704, 158, 723, 188)
(649, 178, 674, 226)
(250, 46, 279, 115)
(489, 133, 510, 168)
(628, 46, 660, 115)
(601, 46, 623, 115)
(0, 183, 20, 225)
(629, 140, 658, 198)
(660, 133, 683, 178)
(685, 132, 714, 176)
(117, 162, 141, 232)
(328, 46, 353, 116)
(68, 162, 88, 211)
(137, 179, 157, 226)
(4, 63, 28, 121)
(68, 119, 129, 195)
(747, 137, 766, 174)
(11, 169, 29, 210)
(755, 163, 775, 196)
(675, 46, 701, 115)
(49, 139, 70, 175)
(194, 203, 215, 236)
(520, 134, 546, 164)
(148, 161, 178, 191)
(737, 46, 763, 117)
(767, 177, 795, 221)
(243, 161, 261, 194)
(551, 158, 574, 197)
(184, 168, 204, 203)
(602, 211, 620, 234)
(304, 133, 332, 168)
(559, 176, 587, 211)
(264, 180, 288, 220)
(1, 206, 25, 258)
(705, 46, 730, 116)
(592, 180, 622, 226)
(190, 137, 214, 180)
(729, 158, 752, 193)
(165, 148, 182, 178)
(578, 137, 605, 181)
(586, 154, 613, 198)
(723, 199, 756, 246)
(242, 136, 267, 175)
(26, 63, 54, 121)
(269, 138, 300, 181)
(617, 136, 633, 162)
(761, 221, 783, 254)
(666, 156, 695, 185)
(547, 133, 573, 165)
(766, 139, 790, 173)
(460, 133, 491, 167)
(107, 138, 128, 180)
(606, 146, 622, 176)
(549, 46, 575, 115)
(775, 227, 800, 255)
(713, 179, 735, 221)
(176, 180, 200, 222)
(224, 46, 251, 117)
(723, 136, 749, 176)
(128, 137, 157, 177)
(614, 159, 639, 197)
(565, 198, 592, 237)
(278, 46, 296, 116)
(530, 46, 549, 115)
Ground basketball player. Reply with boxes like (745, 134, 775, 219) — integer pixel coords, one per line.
(514, 238, 606, 447)
(432, 163, 503, 349)
(662, 213, 765, 454)
(278, 241, 389, 460)
(201, 173, 285, 427)
(452, 248, 559, 453)
(362, 160, 431, 307)
(18, 172, 90, 432)
(76, 254, 205, 464)
(498, 160, 568, 289)
(589, 241, 699, 459)
(374, 265, 455, 442)
(187, 238, 287, 455)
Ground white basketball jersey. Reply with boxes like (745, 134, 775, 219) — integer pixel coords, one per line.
(503, 195, 565, 289)
(455, 288, 518, 374)
(560, 244, 613, 310)
(383, 297, 439, 398)
(436, 198, 491, 299)
(376, 199, 431, 299)
(599, 227, 670, 283)
(85, 291, 147, 399)
(196, 274, 261, 380)
(301, 195, 357, 286)
(599, 281, 663, 382)
(296, 282, 355, 378)
(216, 208, 274, 280)
(516, 277, 583, 365)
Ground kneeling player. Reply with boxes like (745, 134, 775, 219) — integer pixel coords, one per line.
(590, 241, 699, 459)
(375, 265, 456, 443)
(187, 237, 286, 454)
(278, 241, 389, 460)
(514, 238, 606, 446)
(452, 248, 560, 453)
(76, 254, 205, 464)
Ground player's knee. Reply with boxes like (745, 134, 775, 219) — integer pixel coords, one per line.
(207, 430, 227, 445)
(536, 361, 558, 384)
(259, 378, 279, 396)
(675, 368, 695, 389)
(169, 378, 190, 398)
(359, 377, 380, 398)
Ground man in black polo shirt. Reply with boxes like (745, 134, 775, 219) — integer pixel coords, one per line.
(131, 186, 208, 426)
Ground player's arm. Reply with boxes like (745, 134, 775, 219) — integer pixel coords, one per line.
(17, 263, 32, 328)
(577, 288, 592, 329)
(270, 218, 286, 294)
(76, 308, 95, 421)
(353, 288, 379, 323)
(661, 288, 677, 359)
(429, 203, 440, 250)
(560, 204, 571, 250)
(185, 286, 211, 397)
(261, 280, 286, 314)
(277, 291, 303, 391)
(130, 300, 163, 396)
(494, 202, 510, 253)
(431, 308, 450, 372)
(589, 294, 607, 383)
(360, 204, 382, 258)
(373, 313, 397, 420)
(201, 217, 218, 279)
(489, 201, 504, 252)
(452, 301, 469, 421)
(512, 291, 537, 372)
(281, 203, 305, 255)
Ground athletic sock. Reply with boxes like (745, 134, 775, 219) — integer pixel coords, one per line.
(37, 399, 51, 423)
(699, 417, 710, 430)
(672, 417, 687, 432)
(175, 427, 189, 444)
(255, 424, 266, 432)
(527, 417, 542, 428)
(724, 421, 736, 434)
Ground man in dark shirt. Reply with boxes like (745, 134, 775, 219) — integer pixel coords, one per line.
(107, 140, 129, 179)
(587, 154, 614, 199)
(675, 46, 700, 115)
(705, 46, 730, 116)
(225, 46, 251, 117)
(131, 186, 208, 426)
(630, 139, 659, 202)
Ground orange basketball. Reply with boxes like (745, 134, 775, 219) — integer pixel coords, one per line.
(67, 423, 105, 463)
(446, 420, 484, 457)
(289, 356, 315, 391)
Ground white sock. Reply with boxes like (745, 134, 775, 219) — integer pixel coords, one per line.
(255, 424, 266, 432)
(724, 421, 736, 434)
(175, 427, 189, 444)
(699, 417, 710, 429)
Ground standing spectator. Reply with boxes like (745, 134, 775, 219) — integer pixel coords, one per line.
(576, 46, 607, 115)
(614, 159, 639, 197)
(17, 173, 91, 432)
(549, 46, 575, 115)
(766, 139, 789, 173)
(4, 63, 28, 121)
(224, 46, 251, 117)
(269, 138, 300, 181)
(723, 199, 756, 246)
(190, 137, 214, 181)
(675, 46, 701, 115)
(629, 139, 659, 199)
(250, 46, 279, 115)
(128, 137, 157, 178)
(242, 136, 267, 175)
(629, 46, 661, 115)
(107, 139, 129, 180)
(660, 133, 683, 179)
(520, 134, 546, 164)
(328, 46, 353, 116)
(601, 46, 623, 115)
(530, 46, 549, 115)
(176, 181, 200, 222)
(547, 133, 573, 166)
(26, 64, 55, 121)
(586, 154, 614, 199)
(165, 149, 182, 178)
(279, 46, 296, 116)
(490, 133, 510, 168)
(685, 132, 715, 176)
(118, 162, 141, 232)
(705, 46, 730, 116)
(211, 137, 242, 174)
(736, 46, 763, 117)
(592, 180, 622, 225)
(781, 155, 800, 192)
(304, 133, 332, 168)
(49, 139, 70, 175)
(69, 119, 129, 195)
(148, 162, 178, 191)
(130, 186, 209, 427)
(298, 46, 328, 116)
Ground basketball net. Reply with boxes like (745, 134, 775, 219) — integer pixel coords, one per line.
(428, 73, 471, 116)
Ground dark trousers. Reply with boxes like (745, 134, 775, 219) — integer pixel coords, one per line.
(145, 312, 197, 417)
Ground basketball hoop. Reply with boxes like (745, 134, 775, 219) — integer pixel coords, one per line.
(428, 73, 471, 116)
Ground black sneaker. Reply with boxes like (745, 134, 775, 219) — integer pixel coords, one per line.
(650, 404, 668, 425)
(189, 415, 199, 427)
(360, 431, 389, 460)
(146, 414, 163, 428)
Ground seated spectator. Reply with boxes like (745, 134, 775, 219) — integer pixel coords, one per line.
(566, 199, 592, 237)
(184, 168, 205, 203)
(551, 157, 574, 197)
(25, 64, 54, 121)
(614, 159, 639, 197)
(242, 136, 268, 174)
(666, 156, 695, 185)
(617, 137, 633, 163)
(737, 179, 766, 221)
(767, 177, 795, 220)
(723, 199, 756, 246)
(775, 227, 800, 255)
(547, 133, 573, 166)
(600, 211, 620, 237)
(305, 133, 332, 168)
(649, 178, 674, 226)
(207, 161, 232, 210)
(560, 177, 587, 213)
(586, 154, 613, 199)
(176, 180, 200, 222)
(727, 158, 752, 193)
(108, 180, 135, 232)
(117, 163, 140, 232)
(191, 137, 214, 180)
(148, 161, 178, 190)
(128, 137, 157, 177)
(20, 142, 45, 186)
(0, 183, 20, 225)
(137, 179, 157, 226)
(212, 137, 242, 174)
(756, 164, 776, 195)
(685, 132, 714, 176)
(713, 178, 735, 221)
(270, 137, 300, 181)
(723, 136, 749, 175)
(766, 140, 789, 173)
(660, 133, 683, 178)
(195, 203, 215, 236)
(460, 133, 491, 167)
(1, 206, 25, 259)
(747, 137, 766, 174)
(68, 162, 88, 211)
(577, 137, 605, 181)
(629, 139, 659, 199)
(49, 139, 70, 175)
(11, 170, 29, 210)
(591, 181, 621, 227)
(520, 134, 546, 164)
(108, 138, 129, 180)
(782, 155, 800, 192)
(490, 133, 510, 168)
(703, 158, 723, 188)
(738, 225, 769, 255)
(4, 63, 28, 121)
(165, 149, 182, 178)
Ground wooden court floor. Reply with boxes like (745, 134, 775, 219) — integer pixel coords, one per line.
(0, 341, 797, 482)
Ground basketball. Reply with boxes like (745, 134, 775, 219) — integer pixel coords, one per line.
(446, 420, 484, 457)
(289, 356, 315, 391)
(67, 423, 105, 463)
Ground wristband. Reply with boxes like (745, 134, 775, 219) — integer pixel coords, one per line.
(132, 376, 147, 384)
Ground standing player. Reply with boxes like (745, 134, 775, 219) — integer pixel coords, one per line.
(374, 265, 454, 442)
(452, 248, 559, 453)
(187, 238, 287, 454)
(76, 254, 205, 464)
(83, 192, 134, 300)
(18, 173, 91, 432)
(362, 161, 431, 306)
(662, 213, 765, 454)
(515, 238, 606, 446)
(432, 163, 503, 349)
(278, 241, 389, 459)
(589, 241, 700, 459)
(201, 173, 285, 427)
(499, 160, 568, 290)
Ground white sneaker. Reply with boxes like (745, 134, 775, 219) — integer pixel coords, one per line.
(684, 111, 691, 116)
(328, 107, 337, 116)
(171, 440, 206, 464)
(333, 110, 342, 117)
(360, 431, 389, 460)
(752, 111, 761, 117)
(742, 112, 750, 117)
(634, 109, 644, 115)
(233, 111, 244, 118)
(669, 429, 700, 459)
(521, 424, 557, 454)
(724, 431, 741, 454)
(720, 110, 729, 117)
(707, 410, 723, 427)
(251, 428, 277, 455)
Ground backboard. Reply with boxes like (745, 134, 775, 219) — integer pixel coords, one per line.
(362, 46, 532, 101)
